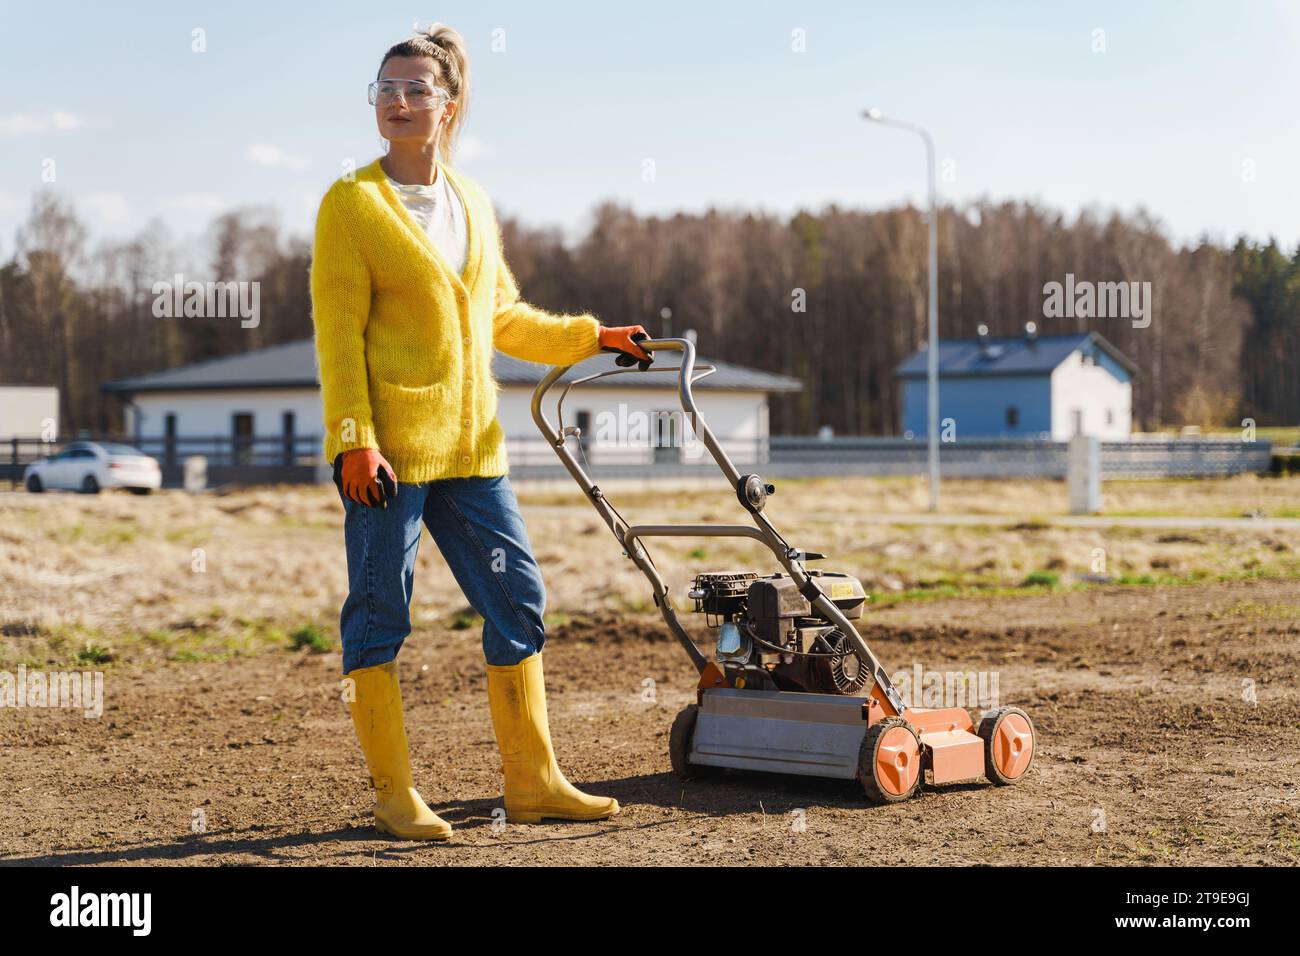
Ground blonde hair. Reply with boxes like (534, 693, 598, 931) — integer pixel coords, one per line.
(378, 24, 471, 165)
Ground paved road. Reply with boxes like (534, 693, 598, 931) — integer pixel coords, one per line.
(521, 503, 1300, 532)
(786, 511, 1300, 531)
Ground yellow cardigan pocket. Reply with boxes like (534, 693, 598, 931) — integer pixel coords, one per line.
(369, 378, 450, 455)
(372, 378, 445, 404)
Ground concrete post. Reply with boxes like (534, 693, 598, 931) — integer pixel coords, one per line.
(183, 455, 208, 493)
(1068, 434, 1101, 514)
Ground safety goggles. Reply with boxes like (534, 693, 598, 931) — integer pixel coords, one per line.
(367, 78, 448, 110)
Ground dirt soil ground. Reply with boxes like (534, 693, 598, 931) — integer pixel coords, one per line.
(4, 577, 1298, 866)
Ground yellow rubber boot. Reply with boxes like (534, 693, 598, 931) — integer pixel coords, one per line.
(486, 653, 620, 823)
(345, 661, 452, 840)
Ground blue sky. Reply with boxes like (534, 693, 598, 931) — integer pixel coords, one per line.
(1, 0, 1297, 256)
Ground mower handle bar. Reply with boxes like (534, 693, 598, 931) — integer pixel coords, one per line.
(529, 337, 907, 714)
(531, 338, 759, 544)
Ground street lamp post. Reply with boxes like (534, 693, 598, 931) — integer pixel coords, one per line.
(863, 108, 940, 512)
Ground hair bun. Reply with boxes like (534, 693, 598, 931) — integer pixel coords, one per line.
(412, 23, 451, 58)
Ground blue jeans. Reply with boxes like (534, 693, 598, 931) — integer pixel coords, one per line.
(338, 474, 548, 672)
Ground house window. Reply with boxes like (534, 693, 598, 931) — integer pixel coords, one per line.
(282, 411, 296, 465)
(1005, 406, 1020, 428)
(575, 410, 592, 455)
(232, 413, 254, 466)
(652, 409, 680, 463)
(164, 413, 177, 467)
(1106, 408, 1114, 426)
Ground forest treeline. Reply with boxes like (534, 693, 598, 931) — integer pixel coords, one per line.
(1, 191, 1297, 436)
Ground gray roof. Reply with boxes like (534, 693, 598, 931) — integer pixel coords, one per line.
(103, 338, 803, 394)
(895, 332, 1136, 379)
(492, 351, 802, 392)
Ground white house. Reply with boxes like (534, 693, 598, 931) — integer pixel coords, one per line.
(896, 327, 1136, 440)
(0, 385, 59, 439)
(102, 338, 802, 471)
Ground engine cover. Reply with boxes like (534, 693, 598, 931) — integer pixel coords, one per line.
(745, 571, 865, 646)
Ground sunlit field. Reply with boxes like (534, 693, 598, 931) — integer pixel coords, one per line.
(4, 473, 1297, 668)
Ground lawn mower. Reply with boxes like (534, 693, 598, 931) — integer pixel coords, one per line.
(530, 337, 1035, 803)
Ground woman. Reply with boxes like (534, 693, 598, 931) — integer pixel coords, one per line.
(311, 24, 651, 840)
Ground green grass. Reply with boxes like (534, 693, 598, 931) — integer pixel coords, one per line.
(47, 523, 138, 546)
(865, 564, 1300, 609)
(170, 649, 218, 663)
(73, 643, 114, 665)
(289, 624, 334, 654)
(613, 595, 654, 614)
(0, 622, 108, 668)
(162, 525, 215, 545)
(1116, 573, 1160, 585)
(1277, 824, 1300, 860)
(448, 609, 483, 630)
(1021, 570, 1060, 588)
(1145, 425, 1297, 444)
(1212, 600, 1300, 620)
(32, 619, 316, 667)
(867, 581, 1063, 609)
(442, 608, 568, 634)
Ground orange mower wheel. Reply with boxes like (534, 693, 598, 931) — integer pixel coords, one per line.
(977, 706, 1036, 785)
(858, 717, 922, 804)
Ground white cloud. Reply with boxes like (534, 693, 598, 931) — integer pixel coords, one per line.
(0, 111, 84, 136)
(78, 192, 131, 227)
(167, 194, 225, 215)
(456, 135, 493, 162)
(247, 143, 309, 170)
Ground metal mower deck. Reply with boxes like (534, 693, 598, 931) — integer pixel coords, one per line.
(688, 687, 989, 786)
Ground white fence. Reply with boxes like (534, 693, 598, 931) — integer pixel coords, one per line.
(7, 434, 1268, 487)
(764, 437, 1273, 479)
(506, 436, 1274, 480)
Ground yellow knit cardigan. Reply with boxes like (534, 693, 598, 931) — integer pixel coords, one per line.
(310, 157, 602, 482)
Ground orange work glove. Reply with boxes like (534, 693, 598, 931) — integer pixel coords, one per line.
(334, 448, 398, 508)
(598, 324, 654, 369)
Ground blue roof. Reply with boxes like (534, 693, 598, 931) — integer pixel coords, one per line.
(895, 332, 1135, 379)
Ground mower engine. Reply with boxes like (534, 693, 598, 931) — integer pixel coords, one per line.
(688, 570, 870, 695)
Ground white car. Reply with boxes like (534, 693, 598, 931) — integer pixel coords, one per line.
(24, 441, 162, 495)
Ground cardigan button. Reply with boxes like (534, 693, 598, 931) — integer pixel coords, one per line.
(463, 335, 471, 345)
(461, 455, 471, 465)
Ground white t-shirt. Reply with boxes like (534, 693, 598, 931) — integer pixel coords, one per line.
(387, 167, 469, 276)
